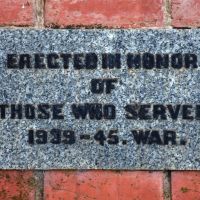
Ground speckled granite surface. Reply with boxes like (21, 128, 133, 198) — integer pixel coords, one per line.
(0, 29, 200, 169)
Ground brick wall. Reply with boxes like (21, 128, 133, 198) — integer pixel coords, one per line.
(0, 0, 200, 199)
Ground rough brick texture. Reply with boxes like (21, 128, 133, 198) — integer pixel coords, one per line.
(44, 171, 164, 200)
(0, 171, 37, 200)
(172, 172, 200, 200)
(172, 0, 200, 27)
(0, 0, 34, 26)
(44, 0, 164, 28)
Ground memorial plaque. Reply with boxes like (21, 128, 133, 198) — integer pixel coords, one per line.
(1, 29, 200, 169)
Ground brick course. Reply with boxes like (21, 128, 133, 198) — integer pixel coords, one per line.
(172, 0, 200, 27)
(44, 171, 164, 200)
(44, 0, 164, 28)
(172, 172, 200, 200)
(0, 0, 34, 26)
(0, 171, 37, 200)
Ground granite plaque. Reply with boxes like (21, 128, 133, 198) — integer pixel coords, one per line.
(0, 29, 200, 169)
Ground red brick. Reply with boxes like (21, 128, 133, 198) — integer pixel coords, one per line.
(44, 0, 164, 28)
(0, 171, 37, 200)
(0, 0, 34, 26)
(44, 171, 164, 200)
(172, 0, 200, 27)
(172, 172, 200, 200)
